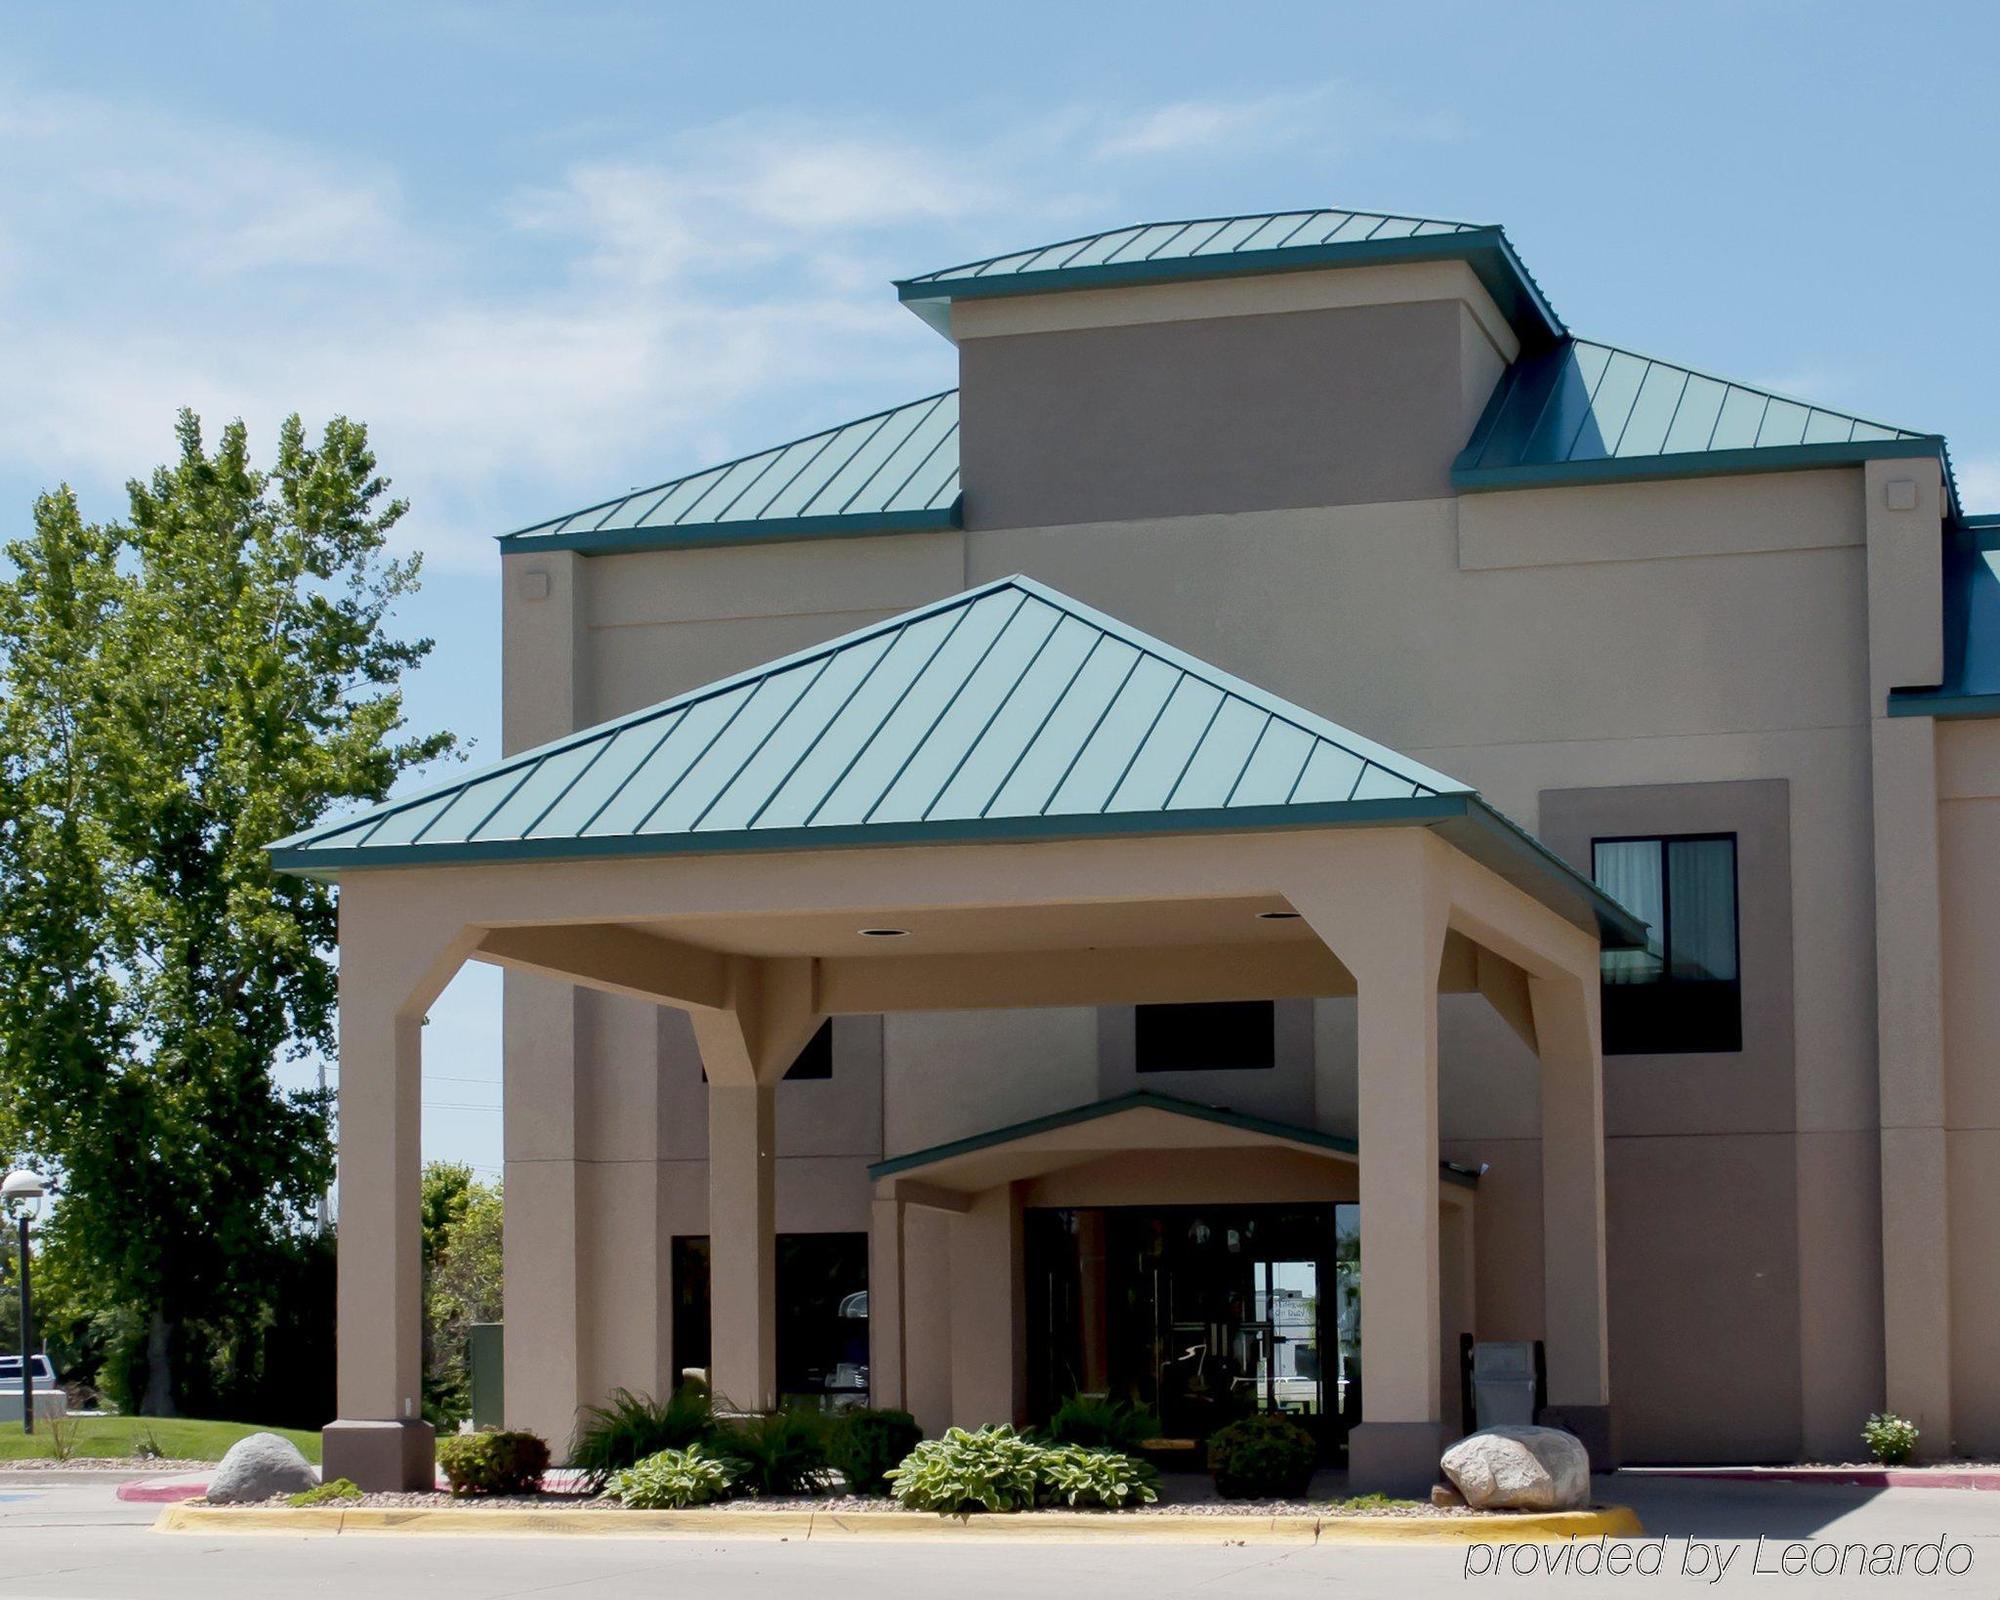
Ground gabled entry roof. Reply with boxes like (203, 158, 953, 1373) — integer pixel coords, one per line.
(867, 1089, 1481, 1190)
(268, 578, 1646, 949)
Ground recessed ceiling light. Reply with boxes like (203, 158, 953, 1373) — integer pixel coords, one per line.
(1256, 910, 1302, 921)
(858, 927, 910, 938)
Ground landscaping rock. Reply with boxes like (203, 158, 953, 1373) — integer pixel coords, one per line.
(1441, 1425, 1589, 1511)
(206, 1433, 318, 1504)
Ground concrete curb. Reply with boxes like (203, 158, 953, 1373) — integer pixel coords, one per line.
(155, 1502, 1644, 1544)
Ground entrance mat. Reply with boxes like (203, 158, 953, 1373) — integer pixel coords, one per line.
(156, 1503, 1643, 1544)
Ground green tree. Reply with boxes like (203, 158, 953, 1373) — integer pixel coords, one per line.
(0, 410, 453, 1414)
(421, 1161, 503, 1426)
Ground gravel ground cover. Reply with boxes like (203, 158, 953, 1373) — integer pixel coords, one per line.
(228, 1484, 1503, 1518)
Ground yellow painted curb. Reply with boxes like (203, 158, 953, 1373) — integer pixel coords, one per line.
(156, 1502, 1643, 1544)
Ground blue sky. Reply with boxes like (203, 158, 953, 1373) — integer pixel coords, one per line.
(4, 2, 1996, 1177)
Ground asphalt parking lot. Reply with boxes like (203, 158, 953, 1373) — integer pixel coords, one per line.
(3, 1472, 1999, 1597)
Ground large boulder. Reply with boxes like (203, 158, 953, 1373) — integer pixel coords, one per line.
(1441, 1425, 1590, 1512)
(206, 1432, 319, 1504)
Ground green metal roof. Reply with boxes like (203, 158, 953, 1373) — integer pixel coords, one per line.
(1455, 337, 1948, 495)
(895, 207, 1564, 346)
(499, 390, 961, 554)
(267, 576, 1643, 947)
(867, 1089, 1481, 1189)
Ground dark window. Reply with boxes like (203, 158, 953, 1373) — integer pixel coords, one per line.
(783, 1020, 834, 1081)
(1592, 834, 1741, 1055)
(702, 1019, 833, 1085)
(776, 1233, 869, 1405)
(1135, 1001, 1275, 1073)
(670, 1235, 711, 1381)
(669, 1232, 869, 1406)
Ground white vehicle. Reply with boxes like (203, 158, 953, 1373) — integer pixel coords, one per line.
(0, 1354, 67, 1423)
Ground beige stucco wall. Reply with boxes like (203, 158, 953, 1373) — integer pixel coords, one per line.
(488, 269, 1978, 1461)
(1940, 718, 2000, 1453)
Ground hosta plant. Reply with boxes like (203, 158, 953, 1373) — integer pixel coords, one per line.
(885, 1425, 1045, 1515)
(609, 1444, 740, 1509)
(1037, 1444, 1160, 1509)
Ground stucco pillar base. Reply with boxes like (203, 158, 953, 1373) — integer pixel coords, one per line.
(322, 1418, 435, 1492)
(1538, 1404, 1616, 1472)
(1346, 1421, 1447, 1496)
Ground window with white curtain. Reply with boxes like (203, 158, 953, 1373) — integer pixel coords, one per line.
(1590, 834, 1741, 1054)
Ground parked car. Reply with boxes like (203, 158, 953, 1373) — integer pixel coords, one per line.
(0, 1354, 57, 1387)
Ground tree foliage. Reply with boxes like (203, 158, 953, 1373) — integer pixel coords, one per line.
(0, 409, 452, 1413)
(421, 1161, 503, 1426)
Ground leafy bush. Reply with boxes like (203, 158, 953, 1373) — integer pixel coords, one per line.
(827, 1408, 923, 1496)
(1037, 1444, 1160, 1509)
(569, 1384, 717, 1491)
(886, 1424, 1045, 1515)
(1207, 1414, 1317, 1499)
(719, 1407, 830, 1497)
(609, 1444, 740, 1509)
(437, 1429, 551, 1496)
(1039, 1395, 1161, 1455)
(288, 1477, 363, 1507)
(1863, 1411, 1920, 1466)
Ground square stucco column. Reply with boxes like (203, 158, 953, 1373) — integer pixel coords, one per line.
(1290, 834, 1449, 1495)
(950, 1185, 1025, 1429)
(869, 1195, 906, 1412)
(707, 1081, 777, 1412)
(1531, 973, 1614, 1467)
(324, 929, 436, 1490)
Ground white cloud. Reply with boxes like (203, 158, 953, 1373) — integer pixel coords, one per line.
(0, 89, 412, 276)
(0, 79, 1452, 572)
(1091, 83, 1459, 164)
(1957, 456, 2000, 513)
(1095, 97, 1295, 160)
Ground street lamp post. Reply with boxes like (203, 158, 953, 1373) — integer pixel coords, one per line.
(2, 1172, 45, 1436)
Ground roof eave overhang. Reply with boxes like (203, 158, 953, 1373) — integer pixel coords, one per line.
(865, 1089, 1481, 1189)
(896, 228, 1564, 350)
(1453, 434, 1957, 504)
(1887, 689, 2000, 719)
(497, 502, 962, 558)
(268, 791, 1648, 951)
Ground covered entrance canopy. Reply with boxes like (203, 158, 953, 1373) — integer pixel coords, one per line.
(271, 575, 1642, 1493)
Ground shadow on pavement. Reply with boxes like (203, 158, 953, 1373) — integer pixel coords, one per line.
(1604, 1473, 1887, 1538)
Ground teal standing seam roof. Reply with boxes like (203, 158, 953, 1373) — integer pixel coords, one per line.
(895, 207, 1564, 346)
(267, 577, 1648, 949)
(499, 390, 962, 554)
(1455, 338, 1948, 495)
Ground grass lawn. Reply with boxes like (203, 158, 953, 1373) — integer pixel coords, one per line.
(0, 1415, 321, 1463)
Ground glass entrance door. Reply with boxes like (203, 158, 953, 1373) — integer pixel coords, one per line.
(1027, 1203, 1356, 1457)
